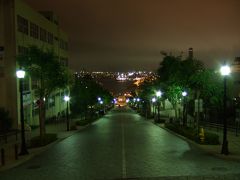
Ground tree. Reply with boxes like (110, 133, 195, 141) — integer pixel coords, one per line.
(166, 84, 183, 120)
(71, 74, 113, 118)
(17, 46, 71, 139)
(157, 53, 204, 122)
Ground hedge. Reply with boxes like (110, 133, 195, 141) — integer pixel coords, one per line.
(165, 123, 220, 145)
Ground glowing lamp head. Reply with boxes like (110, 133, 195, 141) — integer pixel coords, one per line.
(16, 70, 25, 79)
(100, 101, 103, 104)
(98, 97, 101, 101)
(64, 95, 70, 102)
(220, 65, 231, 76)
(137, 98, 140, 102)
(156, 90, 162, 97)
(152, 97, 156, 103)
(182, 91, 187, 97)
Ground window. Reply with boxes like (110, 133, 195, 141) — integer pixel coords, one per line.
(18, 46, 28, 55)
(17, 15, 28, 35)
(30, 22, 39, 39)
(40, 28, 47, 42)
(60, 57, 68, 66)
(59, 39, 68, 50)
(48, 96, 55, 108)
(47, 32, 53, 44)
(31, 78, 38, 90)
(22, 78, 30, 92)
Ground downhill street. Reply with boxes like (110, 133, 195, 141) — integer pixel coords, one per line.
(1, 107, 240, 179)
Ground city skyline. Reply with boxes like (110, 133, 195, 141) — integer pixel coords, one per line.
(24, 0, 240, 72)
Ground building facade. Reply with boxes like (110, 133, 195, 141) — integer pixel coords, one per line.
(0, 0, 69, 128)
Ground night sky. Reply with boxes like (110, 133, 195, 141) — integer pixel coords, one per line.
(24, 0, 240, 72)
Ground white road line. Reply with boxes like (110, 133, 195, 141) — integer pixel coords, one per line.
(122, 120, 127, 178)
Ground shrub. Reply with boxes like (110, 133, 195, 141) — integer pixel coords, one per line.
(75, 120, 89, 126)
(30, 133, 57, 148)
(165, 123, 219, 145)
(201, 132, 220, 145)
(70, 124, 77, 130)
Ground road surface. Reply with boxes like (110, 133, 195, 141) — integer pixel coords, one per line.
(1, 107, 240, 179)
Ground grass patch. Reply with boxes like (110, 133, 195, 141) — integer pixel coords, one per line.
(30, 133, 57, 148)
(165, 123, 220, 145)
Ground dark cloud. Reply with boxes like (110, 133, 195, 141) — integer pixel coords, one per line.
(24, 0, 240, 71)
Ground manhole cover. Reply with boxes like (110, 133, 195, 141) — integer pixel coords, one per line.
(211, 167, 228, 171)
(27, 165, 41, 169)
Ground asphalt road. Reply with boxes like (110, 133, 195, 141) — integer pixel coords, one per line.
(1, 107, 240, 179)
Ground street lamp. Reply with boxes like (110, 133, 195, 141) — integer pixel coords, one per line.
(220, 64, 231, 155)
(156, 90, 162, 123)
(152, 97, 156, 117)
(64, 95, 70, 131)
(182, 91, 188, 126)
(16, 69, 28, 155)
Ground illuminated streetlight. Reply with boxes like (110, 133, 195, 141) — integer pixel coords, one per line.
(64, 95, 70, 131)
(152, 97, 156, 117)
(220, 65, 231, 76)
(156, 90, 162, 123)
(182, 91, 188, 126)
(182, 91, 187, 97)
(220, 64, 231, 155)
(16, 70, 25, 79)
(16, 69, 28, 155)
(151, 97, 156, 103)
(156, 90, 162, 97)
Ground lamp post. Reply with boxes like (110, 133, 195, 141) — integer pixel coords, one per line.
(152, 97, 156, 117)
(156, 90, 162, 123)
(16, 69, 28, 155)
(137, 98, 140, 110)
(220, 64, 231, 155)
(64, 95, 70, 131)
(182, 91, 188, 126)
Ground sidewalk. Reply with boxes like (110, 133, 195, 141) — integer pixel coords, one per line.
(0, 120, 89, 172)
(148, 119, 240, 162)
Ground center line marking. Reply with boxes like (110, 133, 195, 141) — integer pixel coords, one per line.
(122, 120, 127, 178)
